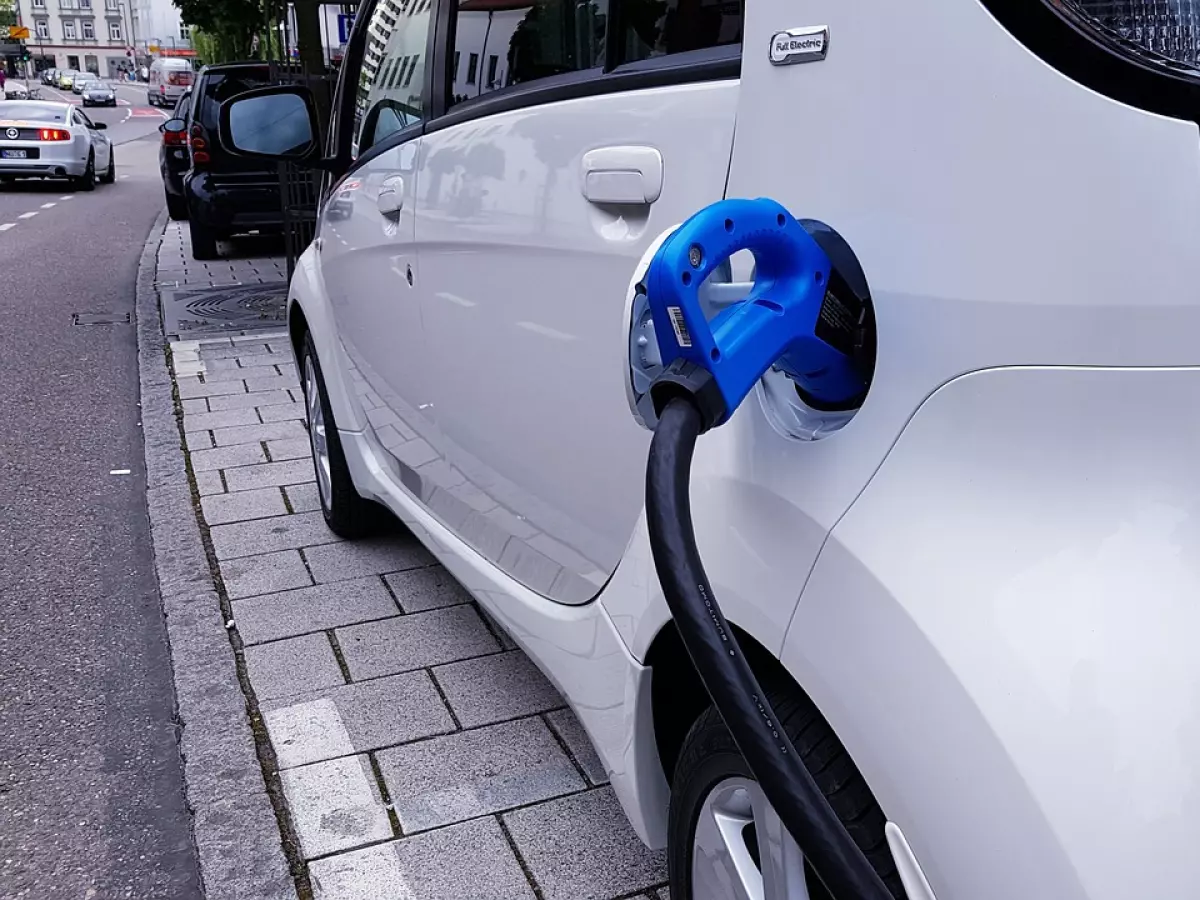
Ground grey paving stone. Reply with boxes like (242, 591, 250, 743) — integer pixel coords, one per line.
(285, 482, 322, 513)
(184, 429, 214, 451)
(261, 670, 455, 767)
(194, 469, 225, 496)
(177, 376, 249, 399)
(210, 511, 339, 559)
(181, 398, 209, 414)
(258, 401, 306, 423)
(200, 486, 288, 525)
(545, 709, 609, 786)
(201, 363, 284, 384)
(232, 576, 399, 644)
(183, 407, 260, 432)
(243, 633, 345, 701)
(207, 389, 296, 412)
(305, 537, 435, 583)
(280, 754, 393, 858)
(383, 566, 471, 613)
(433, 651, 564, 728)
(376, 718, 584, 833)
(220, 549, 313, 599)
(267, 437, 312, 461)
(307, 817, 535, 900)
(190, 441, 268, 473)
(338, 605, 499, 680)
(198, 343, 282, 361)
(502, 788, 668, 900)
(211, 420, 306, 447)
(246, 374, 300, 392)
(224, 458, 316, 492)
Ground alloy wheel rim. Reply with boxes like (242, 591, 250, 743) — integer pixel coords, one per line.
(304, 357, 333, 509)
(692, 777, 813, 900)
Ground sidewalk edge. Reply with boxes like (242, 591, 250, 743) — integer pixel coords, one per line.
(135, 211, 298, 900)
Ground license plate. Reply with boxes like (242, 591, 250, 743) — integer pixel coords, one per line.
(1, 149, 27, 159)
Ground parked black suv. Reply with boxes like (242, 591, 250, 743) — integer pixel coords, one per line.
(159, 89, 191, 221)
(182, 62, 286, 260)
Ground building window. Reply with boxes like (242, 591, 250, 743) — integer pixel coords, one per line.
(35, 19, 50, 37)
(33, 0, 45, 8)
(466, 52, 477, 85)
(352, 0, 435, 155)
(109, 21, 121, 40)
(486, 53, 498, 88)
(180, 25, 190, 40)
(80, 0, 91, 9)
(64, 19, 77, 38)
(82, 19, 94, 38)
(105, 0, 118, 8)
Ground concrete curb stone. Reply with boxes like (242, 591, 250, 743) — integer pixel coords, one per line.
(135, 209, 297, 900)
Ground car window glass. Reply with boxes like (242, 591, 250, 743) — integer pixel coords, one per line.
(72, 108, 91, 126)
(447, 0, 606, 109)
(197, 68, 273, 133)
(352, 0, 435, 157)
(617, 0, 741, 63)
(0, 103, 65, 122)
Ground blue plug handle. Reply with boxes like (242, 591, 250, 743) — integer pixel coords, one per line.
(644, 197, 841, 426)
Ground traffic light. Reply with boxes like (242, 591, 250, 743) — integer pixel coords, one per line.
(18, 44, 31, 62)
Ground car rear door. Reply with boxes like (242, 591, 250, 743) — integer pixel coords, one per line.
(411, 0, 742, 604)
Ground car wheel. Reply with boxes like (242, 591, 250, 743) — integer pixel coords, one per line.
(165, 190, 188, 221)
(188, 219, 218, 260)
(74, 153, 95, 192)
(301, 331, 393, 538)
(669, 692, 905, 900)
(99, 150, 115, 184)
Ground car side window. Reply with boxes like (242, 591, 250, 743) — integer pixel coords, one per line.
(447, 0, 606, 109)
(352, 0, 435, 157)
(72, 108, 91, 127)
(617, 0, 743, 63)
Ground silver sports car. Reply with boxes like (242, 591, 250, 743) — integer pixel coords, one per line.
(0, 101, 115, 189)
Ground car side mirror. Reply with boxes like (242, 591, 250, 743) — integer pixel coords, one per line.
(92, 122, 107, 130)
(160, 118, 186, 135)
(218, 85, 320, 164)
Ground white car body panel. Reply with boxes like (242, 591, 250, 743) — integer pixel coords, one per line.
(284, 0, 1200, 889)
(410, 81, 738, 605)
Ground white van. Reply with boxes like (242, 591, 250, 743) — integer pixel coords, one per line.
(147, 57, 193, 108)
(218, 0, 1200, 896)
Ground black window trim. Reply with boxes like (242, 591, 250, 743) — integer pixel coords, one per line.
(332, 0, 740, 179)
(979, 0, 1200, 126)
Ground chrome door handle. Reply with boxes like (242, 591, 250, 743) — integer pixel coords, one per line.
(377, 175, 405, 218)
(580, 146, 663, 205)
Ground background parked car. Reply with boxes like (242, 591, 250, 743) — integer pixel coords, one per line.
(57, 70, 79, 90)
(147, 58, 193, 108)
(41, 68, 58, 86)
(71, 73, 98, 95)
(180, 62, 287, 260)
(159, 90, 191, 221)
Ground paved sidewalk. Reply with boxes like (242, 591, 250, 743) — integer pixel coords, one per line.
(143, 219, 669, 899)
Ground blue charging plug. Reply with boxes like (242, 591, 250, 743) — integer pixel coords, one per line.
(643, 198, 868, 430)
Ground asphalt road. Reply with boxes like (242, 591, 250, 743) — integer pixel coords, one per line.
(0, 91, 203, 899)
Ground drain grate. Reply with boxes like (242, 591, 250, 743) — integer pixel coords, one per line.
(72, 312, 131, 326)
(161, 282, 289, 339)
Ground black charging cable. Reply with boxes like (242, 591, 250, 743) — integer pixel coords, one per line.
(646, 393, 895, 900)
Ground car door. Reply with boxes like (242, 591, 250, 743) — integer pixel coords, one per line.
(317, 0, 440, 468)
(72, 107, 109, 170)
(412, 0, 742, 604)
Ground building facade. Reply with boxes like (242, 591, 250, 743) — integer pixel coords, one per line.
(14, 0, 190, 77)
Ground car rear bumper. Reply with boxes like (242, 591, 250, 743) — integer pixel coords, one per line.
(184, 171, 284, 231)
(0, 144, 88, 178)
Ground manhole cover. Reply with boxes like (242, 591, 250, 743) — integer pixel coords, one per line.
(73, 312, 131, 326)
(161, 282, 289, 339)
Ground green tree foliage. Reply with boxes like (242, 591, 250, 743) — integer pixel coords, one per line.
(0, 0, 18, 30)
(173, 0, 262, 58)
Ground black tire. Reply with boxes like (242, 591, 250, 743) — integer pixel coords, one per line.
(188, 219, 218, 260)
(669, 691, 905, 900)
(74, 153, 95, 192)
(99, 150, 115, 184)
(165, 190, 188, 221)
(300, 331, 393, 538)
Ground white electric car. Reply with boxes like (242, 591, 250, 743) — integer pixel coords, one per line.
(0, 101, 114, 189)
(219, 0, 1200, 896)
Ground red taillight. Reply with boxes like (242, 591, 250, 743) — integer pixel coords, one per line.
(189, 124, 211, 166)
(163, 130, 185, 146)
(192, 151, 211, 164)
(38, 128, 70, 141)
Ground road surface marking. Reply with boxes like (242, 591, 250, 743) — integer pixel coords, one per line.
(40, 202, 55, 209)
(0, 223, 14, 231)
(18, 211, 37, 219)
(130, 108, 169, 119)
(59, 195, 73, 201)
(109, 469, 131, 476)
(119, 174, 129, 180)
